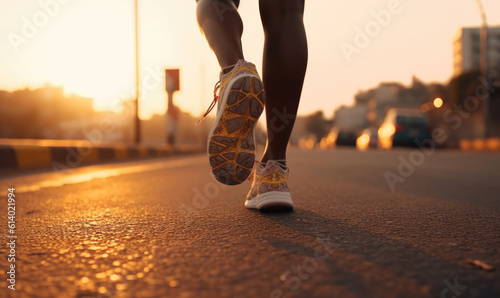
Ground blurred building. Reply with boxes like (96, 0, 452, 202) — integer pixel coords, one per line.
(351, 77, 434, 127)
(453, 26, 500, 76)
(0, 86, 213, 143)
(0, 86, 95, 139)
(0, 86, 76, 138)
(334, 105, 369, 131)
(366, 82, 402, 124)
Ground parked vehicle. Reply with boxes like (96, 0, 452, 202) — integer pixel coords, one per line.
(326, 127, 358, 147)
(378, 109, 431, 149)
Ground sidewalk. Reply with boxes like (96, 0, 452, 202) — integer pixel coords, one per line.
(459, 138, 500, 151)
(0, 138, 203, 172)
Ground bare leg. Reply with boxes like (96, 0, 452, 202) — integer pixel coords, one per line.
(259, 0, 308, 164)
(196, 0, 244, 68)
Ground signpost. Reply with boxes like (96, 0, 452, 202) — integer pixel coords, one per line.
(475, 0, 490, 137)
(134, 0, 140, 144)
(165, 69, 180, 145)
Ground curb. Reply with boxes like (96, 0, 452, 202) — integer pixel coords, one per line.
(459, 138, 500, 151)
(0, 143, 202, 172)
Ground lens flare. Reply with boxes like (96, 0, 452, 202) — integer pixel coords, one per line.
(433, 98, 443, 108)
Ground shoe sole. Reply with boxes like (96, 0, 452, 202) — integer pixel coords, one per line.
(208, 74, 265, 185)
(246, 191, 294, 212)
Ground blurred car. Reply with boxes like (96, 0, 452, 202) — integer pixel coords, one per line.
(378, 108, 431, 149)
(356, 127, 378, 151)
(326, 127, 358, 147)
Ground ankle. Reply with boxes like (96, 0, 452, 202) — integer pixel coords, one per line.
(222, 64, 236, 74)
(260, 155, 287, 166)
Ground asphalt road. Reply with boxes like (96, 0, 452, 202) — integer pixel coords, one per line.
(0, 147, 499, 298)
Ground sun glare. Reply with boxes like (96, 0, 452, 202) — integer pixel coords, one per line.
(37, 9, 135, 112)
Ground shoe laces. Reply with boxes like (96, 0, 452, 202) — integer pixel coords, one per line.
(196, 81, 220, 125)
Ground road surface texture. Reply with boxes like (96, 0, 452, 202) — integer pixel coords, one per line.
(0, 147, 499, 298)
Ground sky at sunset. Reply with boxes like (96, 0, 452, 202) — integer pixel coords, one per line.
(1, 0, 499, 119)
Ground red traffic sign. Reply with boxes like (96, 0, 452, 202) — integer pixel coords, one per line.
(165, 69, 180, 92)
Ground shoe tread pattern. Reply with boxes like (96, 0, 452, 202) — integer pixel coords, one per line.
(209, 76, 265, 185)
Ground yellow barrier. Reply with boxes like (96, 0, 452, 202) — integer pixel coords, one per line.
(14, 146, 51, 169)
(114, 147, 129, 160)
(460, 138, 500, 151)
(137, 147, 149, 157)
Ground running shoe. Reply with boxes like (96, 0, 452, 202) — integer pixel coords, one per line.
(245, 160, 294, 211)
(200, 60, 265, 185)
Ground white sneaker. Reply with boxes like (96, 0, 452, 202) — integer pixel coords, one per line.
(245, 160, 293, 211)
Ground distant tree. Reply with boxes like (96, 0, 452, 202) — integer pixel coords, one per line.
(305, 111, 328, 142)
(448, 69, 482, 108)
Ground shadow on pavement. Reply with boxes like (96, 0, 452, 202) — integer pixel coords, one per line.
(256, 209, 499, 297)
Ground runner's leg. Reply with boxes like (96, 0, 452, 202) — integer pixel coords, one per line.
(196, 0, 244, 68)
(259, 0, 308, 163)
